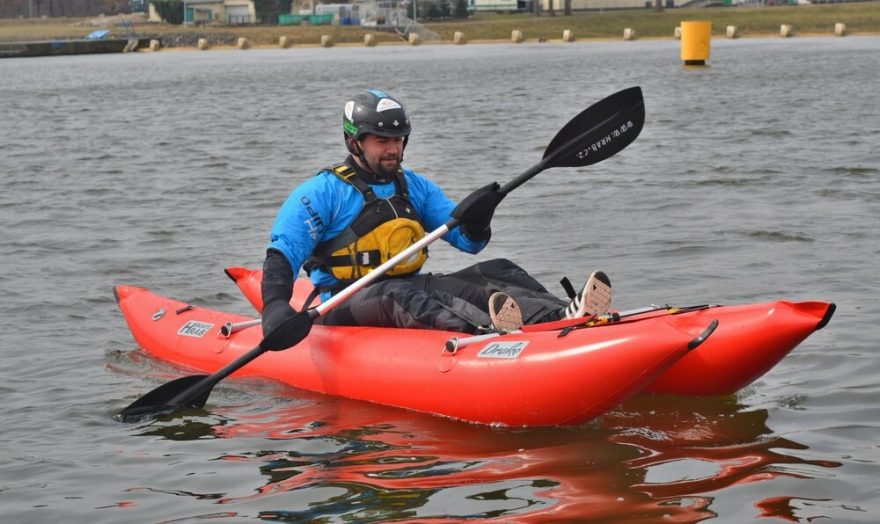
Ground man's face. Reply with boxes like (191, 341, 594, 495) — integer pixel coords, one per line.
(357, 134, 405, 178)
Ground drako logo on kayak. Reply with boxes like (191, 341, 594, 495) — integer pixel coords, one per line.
(477, 341, 529, 359)
(177, 320, 214, 338)
(575, 120, 635, 161)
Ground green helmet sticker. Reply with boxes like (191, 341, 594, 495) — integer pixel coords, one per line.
(343, 120, 359, 137)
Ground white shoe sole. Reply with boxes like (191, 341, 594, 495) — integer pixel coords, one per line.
(489, 292, 524, 332)
(565, 271, 612, 319)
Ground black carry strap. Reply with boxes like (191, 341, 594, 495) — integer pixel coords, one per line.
(559, 276, 577, 300)
(301, 286, 322, 311)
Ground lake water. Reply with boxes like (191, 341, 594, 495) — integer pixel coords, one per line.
(1, 36, 878, 522)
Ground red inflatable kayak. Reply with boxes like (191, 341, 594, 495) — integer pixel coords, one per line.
(114, 285, 717, 426)
(224, 266, 835, 397)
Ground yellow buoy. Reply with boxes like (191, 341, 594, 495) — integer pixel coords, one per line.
(680, 20, 711, 66)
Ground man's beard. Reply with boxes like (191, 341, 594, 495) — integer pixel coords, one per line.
(370, 154, 402, 178)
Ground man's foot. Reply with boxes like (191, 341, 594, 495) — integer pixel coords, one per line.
(488, 292, 524, 332)
(563, 271, 612, 319)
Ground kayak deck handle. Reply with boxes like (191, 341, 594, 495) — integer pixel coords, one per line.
(688, 319, 719, 351)
(817, 303, 836, 330)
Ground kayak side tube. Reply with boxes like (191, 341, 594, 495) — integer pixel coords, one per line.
(224, 266, 835, 398)
(114, 285, 715, 427)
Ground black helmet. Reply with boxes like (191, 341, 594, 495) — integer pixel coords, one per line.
(343, 90, 411, 142)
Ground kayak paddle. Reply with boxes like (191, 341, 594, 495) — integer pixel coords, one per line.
(117, 86, 645, 422)
(117, 310, 313, 422)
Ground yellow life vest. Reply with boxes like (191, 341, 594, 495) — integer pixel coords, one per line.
(307, 164, 428, 283)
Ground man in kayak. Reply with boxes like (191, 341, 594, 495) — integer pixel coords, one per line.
(261, 89, 611, 335)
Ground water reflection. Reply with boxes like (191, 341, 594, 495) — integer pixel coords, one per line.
(604, 395, 842, 521)
(130, 389, 840, 522)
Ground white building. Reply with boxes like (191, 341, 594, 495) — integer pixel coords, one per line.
(148, 0, 257, 24)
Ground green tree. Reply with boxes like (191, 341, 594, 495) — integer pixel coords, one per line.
(254, 0, 293, 23)
(453, 0, 468, 19)
(151, 0, 183, 25)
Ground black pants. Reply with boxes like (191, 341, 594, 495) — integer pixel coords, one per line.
(319, 258, 567, 334)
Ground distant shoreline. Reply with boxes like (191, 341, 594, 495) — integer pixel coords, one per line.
(140, 31, 878, 53)
(1, 4, 877, 51)
(3, 31, 877, 57)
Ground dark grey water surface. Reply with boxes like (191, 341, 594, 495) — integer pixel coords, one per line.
(2, 36, 879, 522)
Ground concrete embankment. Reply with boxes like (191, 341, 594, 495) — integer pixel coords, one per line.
(0, 37, 153, 59)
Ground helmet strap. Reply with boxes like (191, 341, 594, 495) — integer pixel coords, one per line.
(347, 136, 371, 173)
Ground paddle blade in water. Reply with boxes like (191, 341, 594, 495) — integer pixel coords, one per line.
(543, 86, 645, 168)
(117, 309, 314, 423)
(117, 374, 211, 423)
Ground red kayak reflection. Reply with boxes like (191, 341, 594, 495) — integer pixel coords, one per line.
(133, 386, 841, 522)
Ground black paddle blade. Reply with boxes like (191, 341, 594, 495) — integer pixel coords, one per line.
(117, 310, 314, 423)
(543, 86, 645, 168)
(117, 374, 212, 423)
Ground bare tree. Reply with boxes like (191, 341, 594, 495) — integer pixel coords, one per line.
(3, 0, 194, 18)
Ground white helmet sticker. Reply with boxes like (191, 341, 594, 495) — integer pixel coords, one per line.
(376, 98, 402, 112)
(344, 101, 355, 121)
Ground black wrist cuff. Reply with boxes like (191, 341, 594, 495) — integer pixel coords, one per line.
(262, 249, 294, 306)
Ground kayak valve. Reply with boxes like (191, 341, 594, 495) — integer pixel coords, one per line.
(444, 331, 512, 353)
(221, 318, 262, 337)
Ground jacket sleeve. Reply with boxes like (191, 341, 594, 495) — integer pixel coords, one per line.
(267, 174, 345, 277)
(405, 170, 488, 254)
